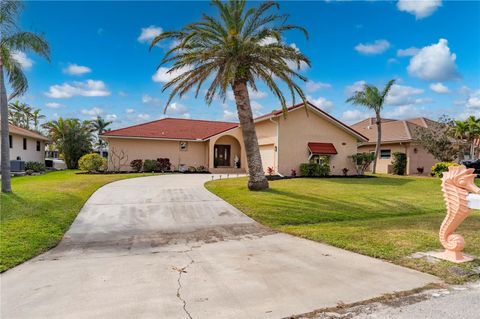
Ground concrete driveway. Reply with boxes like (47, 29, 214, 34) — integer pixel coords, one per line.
(1, 174, 438, 319)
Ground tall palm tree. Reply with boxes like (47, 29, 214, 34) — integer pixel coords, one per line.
(31, 108, 45, 131)
(150, 0, 310, 190)
(347, 79, 395, 174)
(91, 116, 112, 152)
(1, 1, 50, 193)
(453, 116, 480, 159)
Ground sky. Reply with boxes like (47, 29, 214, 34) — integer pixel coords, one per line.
(16, 0, 480, 129)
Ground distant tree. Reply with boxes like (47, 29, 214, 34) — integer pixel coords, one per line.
(90, 116, 112, 152)
(346, 79, 395, 174)
(149, 0, 310, 190)
(43, 118, 93, 169)
(452, 116, 480, 159)
(0, 0, 50, 193)
(413, 115, 458, 162)
(31, 108, 45, 131)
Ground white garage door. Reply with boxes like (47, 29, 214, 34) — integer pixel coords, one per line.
(259, 144, 275, 173)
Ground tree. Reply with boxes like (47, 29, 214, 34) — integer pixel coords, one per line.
(149, 0, 310, 190)
(346, 79, 395, 174)
(8, 100, 44, 130)
(42, 118, 93, 169)
(413, 115, 458, 162)
(31, 108, 45, 131)
(90, 116, 112, 152)
(1, 0, 50, 193)
(452, 116, 480, 159)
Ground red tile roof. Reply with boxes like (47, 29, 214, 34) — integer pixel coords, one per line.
(101, 118, 238, 140)
(308, 142, 338, 155)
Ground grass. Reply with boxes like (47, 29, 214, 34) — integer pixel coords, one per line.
(0, 170, 148, 272)
(205, 175, 480, 283)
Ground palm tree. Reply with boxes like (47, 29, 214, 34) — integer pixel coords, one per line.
(1, 1, 50, 193)
(31, 108, 45, 131)
(43, 118, 93, 169)
(91, 116, 112, 152)
(346, 79, 395, 174)
(149, 0, 310, 190)
(453, 116, 480, 159)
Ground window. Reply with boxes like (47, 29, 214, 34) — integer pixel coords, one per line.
(179, 141, 188, 151)
(23, 138, 27, 150)
(380, 149, 391, 159)
(36, 141, 41, 151)
(9, 135, 12, 148)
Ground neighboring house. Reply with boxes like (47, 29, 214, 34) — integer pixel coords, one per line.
(101, 102, 367, 175)
(351, 117, 438, 175)
(1, 124, 49, 170)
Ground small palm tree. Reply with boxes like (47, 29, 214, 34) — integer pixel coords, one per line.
(1, 1, 50, 193)
(347, 79, 395, 174)
(150, 0, 310, 190)
(31, 108, 45, 131)
(91, 116, 112, 152)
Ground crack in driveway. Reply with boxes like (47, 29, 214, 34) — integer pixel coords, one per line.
(173, 253, 195, 319)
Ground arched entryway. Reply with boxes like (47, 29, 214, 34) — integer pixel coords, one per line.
(213, 135, 242, 168)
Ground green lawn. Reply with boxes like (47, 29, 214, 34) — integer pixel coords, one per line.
(206, 175, 480, 283)
(0, 170, 148, 272)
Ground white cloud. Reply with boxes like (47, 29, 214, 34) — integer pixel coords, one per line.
(125, 108, 135, 114)
(345, 80, 366, 95)
(306, 81, 331, 93)
(45, 102, 62, 109)
(397, 47, 420, 57)
(397, 0, 442, 19)
(63, 63, 92, 75)
(12, 51, 33, 70)
(259, 36, 277, 46)
(342, 109, 366, 123)
(152, 66, 192, 83)
(227, 89, 267, 101)
(388, 58, 399, 64)
(407, 39, 459, 81)
(45, 80, 110, 98)
(105, 114, 118, 122)
(354, 40, 390, 55)
(137, 113, 151, 121)
(142, 94, 162, 106)
(138, 25, 162, 43)
(81, 107, 103, 117)
(385, 84, 425, 106)
(429, 82, 450, 94)
(118, 91, 127, 97)
(384, 105, 426, 119)
(466, 90, 480, 109)
(166, 102, 190, 117)
(307, 95, 334, 112)
(223, 109, 238, 121)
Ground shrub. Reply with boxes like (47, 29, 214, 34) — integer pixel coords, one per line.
(299, 162, 330, 177)
(156, 158, 171, 172)
(431, 162, 460, 177)
(78, 153, 107, 172)
(392, 152, 407, 175)
(291, 169, 297, 177)
(25, 161, 46, 172)
(188, 166, 197, 173)
(350, 152, 375, 175)
(267, 167, 274, 176)
(342, 168, 349, 176)
(197, 165, 208, 172)
(130, 159, 143, 172)
(143, 159, 158, 172)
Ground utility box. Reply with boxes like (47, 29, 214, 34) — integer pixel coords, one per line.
(10, 160, 25, 172)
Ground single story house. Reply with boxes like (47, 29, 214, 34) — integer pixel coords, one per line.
(0, 124, 49, 171)
(101, 102, 368, 175)
(351, 117, 438, 175)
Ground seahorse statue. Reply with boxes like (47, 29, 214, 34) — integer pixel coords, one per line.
(438, 165, 479, 263)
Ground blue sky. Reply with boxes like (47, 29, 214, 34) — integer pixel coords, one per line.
(17, 0, 480, 129)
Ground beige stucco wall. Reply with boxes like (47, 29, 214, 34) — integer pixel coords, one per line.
(357, 142, 437, 175)
(105, 137, 208, 171)
(254, 120, 278, 173)
(274, 108, 359, 176)
(208, 128, 247, 170)
(3, 133, 46, 163)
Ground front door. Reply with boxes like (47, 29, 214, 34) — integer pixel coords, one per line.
(214, 145, 231, 167)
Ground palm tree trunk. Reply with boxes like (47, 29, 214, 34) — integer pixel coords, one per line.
(232, 80, 268, 191)
(0, 64, 12, 193)
(373, 112, 382, 174)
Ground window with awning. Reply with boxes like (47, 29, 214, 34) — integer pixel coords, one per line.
(307, 142, 337, 155)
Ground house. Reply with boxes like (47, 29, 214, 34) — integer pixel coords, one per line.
(1, 124, 49, 171)
(351, 117, 438, 175)
(101, 102, 368, 175)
